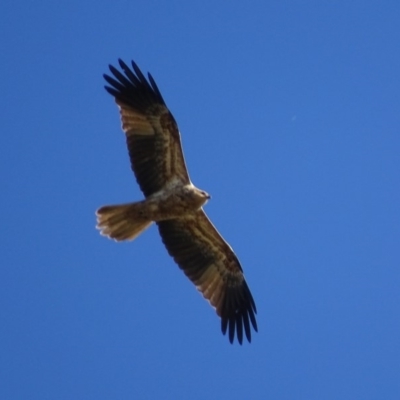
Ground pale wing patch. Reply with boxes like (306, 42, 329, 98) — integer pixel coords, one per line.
(118, 103, 156, 136)
(200, 266, 225, 311)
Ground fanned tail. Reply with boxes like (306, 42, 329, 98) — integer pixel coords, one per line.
(96, 202, 152, 241)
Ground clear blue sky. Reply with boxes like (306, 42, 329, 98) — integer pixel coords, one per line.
(1, 1, 399, 399)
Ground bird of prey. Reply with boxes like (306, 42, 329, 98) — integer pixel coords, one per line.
(96, 59, 257, 344)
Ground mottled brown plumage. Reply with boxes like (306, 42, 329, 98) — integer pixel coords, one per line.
(96, 59, 257, 344)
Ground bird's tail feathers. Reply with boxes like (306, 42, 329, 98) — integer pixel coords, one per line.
(96, 202, 152, 241)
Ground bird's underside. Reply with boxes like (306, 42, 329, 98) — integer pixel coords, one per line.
(97, 182, 210, 241)
(96, 59, 258, 344)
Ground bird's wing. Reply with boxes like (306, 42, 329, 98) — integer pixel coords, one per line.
(104, 59, 190, 197)
(157, 210, 257, 344)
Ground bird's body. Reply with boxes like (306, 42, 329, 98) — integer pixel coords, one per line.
(96, 59, 257, 344)
(97, 182, 209, 240)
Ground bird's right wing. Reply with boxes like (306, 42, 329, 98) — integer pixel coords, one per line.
(104, 59, 191, 197)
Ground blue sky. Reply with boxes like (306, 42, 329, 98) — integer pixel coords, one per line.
(1, 1, 399, 399)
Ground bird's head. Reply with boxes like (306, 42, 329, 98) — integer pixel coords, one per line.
(190, 187, 211, 209)
(199, 189, 211, 201)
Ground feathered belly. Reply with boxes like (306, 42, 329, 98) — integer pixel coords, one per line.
(145, 184, 207, 221)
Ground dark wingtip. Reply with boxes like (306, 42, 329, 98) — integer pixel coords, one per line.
(220, 281, 257, 344)
(103, 59, 166, 109)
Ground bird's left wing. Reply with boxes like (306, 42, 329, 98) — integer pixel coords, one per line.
(157, 210, 257, 344)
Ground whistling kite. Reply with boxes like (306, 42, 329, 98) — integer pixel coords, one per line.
(96, 60, 257, 344)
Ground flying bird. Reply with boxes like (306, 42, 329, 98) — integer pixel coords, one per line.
(96, 59, 257, 344)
